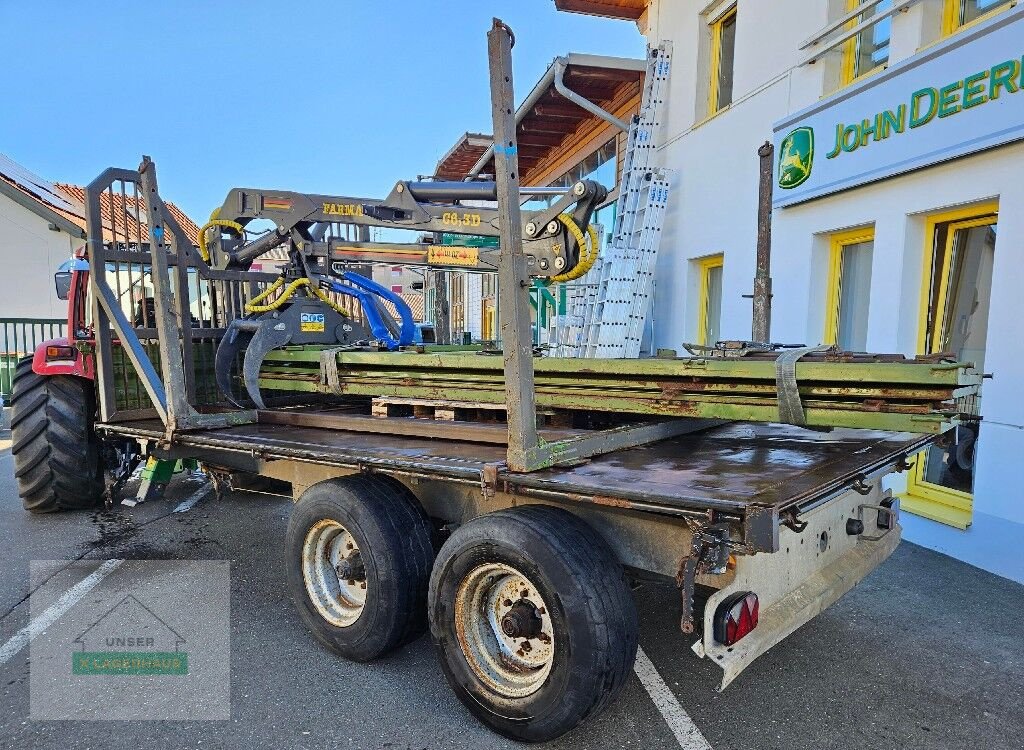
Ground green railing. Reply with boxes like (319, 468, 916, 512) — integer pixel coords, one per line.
(0, 317, 67, 399)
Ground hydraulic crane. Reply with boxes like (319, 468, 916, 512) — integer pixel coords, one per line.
(205, 177, 607, 408)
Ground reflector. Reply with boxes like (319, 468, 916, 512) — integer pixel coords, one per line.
(45, 346, 76, 361)
(713, 591, 759, 646)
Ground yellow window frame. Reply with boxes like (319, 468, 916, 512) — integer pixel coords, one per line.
(914, 202, 998, 353)
(840, 0, 889, 87)
(902, 457, 975, 529)
(823, 227, 874, 346)
(482, 301, 496, 341)
(902, 202, 998, 529)
(696, 254, 724, 346)
(941, 0, 1016, 37)
(708, 5, 737, 114)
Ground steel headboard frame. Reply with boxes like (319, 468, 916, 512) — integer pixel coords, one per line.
(85, 157, 281, 436)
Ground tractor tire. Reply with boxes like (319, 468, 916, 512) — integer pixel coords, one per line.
(428, 505, 639, 743)
(285, 474, 435, 662)
(9, 356, 104, 513)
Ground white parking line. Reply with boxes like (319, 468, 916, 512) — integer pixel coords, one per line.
(634, 645, 713, 750)
(0, 559, 123, 667)
(173, 484, 213, 513)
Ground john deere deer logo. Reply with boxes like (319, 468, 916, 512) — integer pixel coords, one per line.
(778, 127, 814, 189)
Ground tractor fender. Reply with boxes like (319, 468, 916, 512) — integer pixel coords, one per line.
(32, 337, 94, 380)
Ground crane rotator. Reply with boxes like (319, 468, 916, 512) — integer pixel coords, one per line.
(203, 177, 608, 408)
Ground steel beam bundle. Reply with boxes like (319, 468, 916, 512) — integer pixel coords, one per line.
(256, 349, 980, 435)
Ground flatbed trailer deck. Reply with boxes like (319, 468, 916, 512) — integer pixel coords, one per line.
(97, 414, 912, 692)
(99, 417, 922, 528)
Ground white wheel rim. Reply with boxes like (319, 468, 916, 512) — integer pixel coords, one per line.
(454, 563, 555, 698)
(301, 519, 367, 627)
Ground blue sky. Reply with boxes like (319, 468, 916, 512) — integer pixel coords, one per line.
(0, 1, 643, 220)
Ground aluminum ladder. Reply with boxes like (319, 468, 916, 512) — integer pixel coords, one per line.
(570, 42, 672, 359)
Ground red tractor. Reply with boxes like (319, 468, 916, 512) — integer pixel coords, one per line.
(9, 250, 111, 513)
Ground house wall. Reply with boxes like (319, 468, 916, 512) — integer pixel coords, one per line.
(0, 195, 79, 321)
(637, 0, 1024, 582)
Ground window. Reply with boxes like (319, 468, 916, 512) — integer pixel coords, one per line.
(942, 0, 1013, 35)
(902, 203, 997, 529)
(709, 6, 737, 113)
(697, 255, 724, 346)
(842, 0, 892, 85)
(823, 228, 873, 351)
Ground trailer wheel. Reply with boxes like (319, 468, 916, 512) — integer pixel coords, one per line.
(428, 505, 638, 743)
(285, 475, 434, 662)
(9, 357, 104, 513)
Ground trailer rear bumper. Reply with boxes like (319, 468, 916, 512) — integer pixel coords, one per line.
(693, 488, 901, 690)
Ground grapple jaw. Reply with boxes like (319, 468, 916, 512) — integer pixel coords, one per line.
(215, 317, 292, 410)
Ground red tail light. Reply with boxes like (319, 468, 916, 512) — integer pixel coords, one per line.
(713, 592, 759, 646)
(45, 345, 76, 361)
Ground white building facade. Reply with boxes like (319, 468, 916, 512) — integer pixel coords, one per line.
(0, 157, 86, 320)
(558, 0, 1024, 582)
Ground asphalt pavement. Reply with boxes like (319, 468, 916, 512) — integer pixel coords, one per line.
(0, 438, 1021, 750)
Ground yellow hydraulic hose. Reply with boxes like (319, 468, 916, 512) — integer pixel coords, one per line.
(547, 214, 600, 284)
(197, 208, 246, 263)
(244, 276, 349, 316)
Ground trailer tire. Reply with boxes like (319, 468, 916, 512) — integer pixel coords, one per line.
(9, 357, 104, 513)
(286, 474, 434, 662)
(428, 505, 638, 743)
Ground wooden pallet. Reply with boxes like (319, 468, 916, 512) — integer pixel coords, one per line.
(371, 397, 509, 422)
(370, 397, 576, 427)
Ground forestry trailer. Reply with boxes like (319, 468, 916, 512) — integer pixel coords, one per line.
(7, 21, 980, 743)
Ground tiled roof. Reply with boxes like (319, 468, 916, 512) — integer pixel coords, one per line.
(0, 154, 200, 245)
(56, 183, 201, 245)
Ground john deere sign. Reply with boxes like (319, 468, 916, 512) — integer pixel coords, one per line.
(774, 8, 1024, 206)
(778, 127, 814, 188)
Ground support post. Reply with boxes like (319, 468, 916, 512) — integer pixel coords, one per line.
(752, 141, 774, 344)
(488, 19, 539, 472)
(139, 156, 194, 433)
(432, 233, 451, 345)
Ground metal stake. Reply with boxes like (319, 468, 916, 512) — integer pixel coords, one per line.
(488, 18, 539, 472)
(139, 156, 194, 433)
(752, 140, 774, 344)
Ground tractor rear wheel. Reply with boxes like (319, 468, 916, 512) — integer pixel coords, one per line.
(9, 356, 104, 513)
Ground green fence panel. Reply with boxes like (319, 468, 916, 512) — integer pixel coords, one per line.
(0, 318, 67, 399)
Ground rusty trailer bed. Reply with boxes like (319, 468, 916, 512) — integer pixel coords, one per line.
(98, 418, 927, 525)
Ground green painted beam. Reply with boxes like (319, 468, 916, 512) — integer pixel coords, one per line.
(249, 346, 979, 435)
(256, 375, 954, 434)
(262, 349, 980, 387)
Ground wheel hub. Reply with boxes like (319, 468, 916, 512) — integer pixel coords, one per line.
(500, 600, 543, 639)
(454, 563, 555, 699)
(301, 519, 368, 627)
(335, 550, 366, 582)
